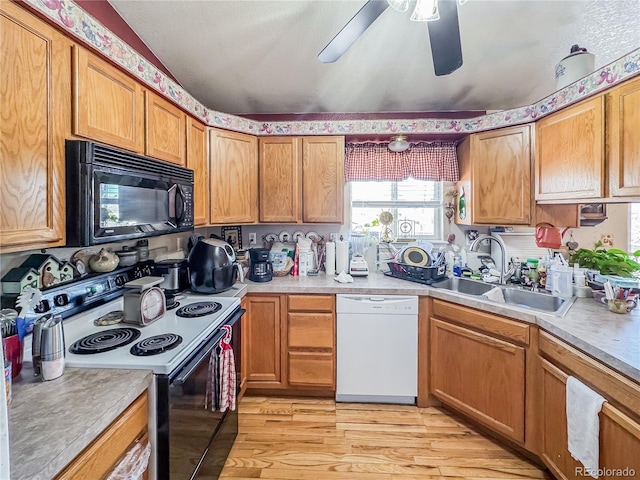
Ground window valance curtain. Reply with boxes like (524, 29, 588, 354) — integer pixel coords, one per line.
(344, 141, 459, 182)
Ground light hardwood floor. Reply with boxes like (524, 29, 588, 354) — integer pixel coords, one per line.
(220, 397, 552, 480)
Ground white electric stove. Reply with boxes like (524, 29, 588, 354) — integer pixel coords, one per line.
(23, 293, 241, 375)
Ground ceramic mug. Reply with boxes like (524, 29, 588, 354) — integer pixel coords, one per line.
(606, 298, 637, 314)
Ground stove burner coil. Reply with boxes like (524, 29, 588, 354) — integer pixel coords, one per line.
(166, 301, 180, 311)
(130, 334, 183, 356)
(176, 301, 222, 318)
(69, 328, 141, 354)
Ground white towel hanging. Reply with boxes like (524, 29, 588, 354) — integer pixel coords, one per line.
(566, 376, 606, 478)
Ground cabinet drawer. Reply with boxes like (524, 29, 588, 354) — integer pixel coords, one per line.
(288, 312, 334, 349)
(55, 392, 148, 480)
(432, 299, 530, 346)
(288, 294, 334, 312)
(288, 352, 334, 387)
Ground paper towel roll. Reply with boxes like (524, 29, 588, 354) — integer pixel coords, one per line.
(336, 241, 349, 274)
(325, 242, 336, 275)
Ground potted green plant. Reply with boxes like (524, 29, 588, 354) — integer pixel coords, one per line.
(570, 242, 640, 277)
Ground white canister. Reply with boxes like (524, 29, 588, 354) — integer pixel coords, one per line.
(555, 45, 595, 90)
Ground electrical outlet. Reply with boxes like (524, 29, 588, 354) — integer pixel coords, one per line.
(330, 233, 338, 242)
(249, 232, 257, 245)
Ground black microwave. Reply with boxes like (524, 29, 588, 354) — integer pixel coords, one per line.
(65, 140, 194, 246)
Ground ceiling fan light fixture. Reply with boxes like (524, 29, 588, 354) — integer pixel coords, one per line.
(410, 0, 440, 21)
(387, 0, 410, 12)
(388, 135, 410, 152)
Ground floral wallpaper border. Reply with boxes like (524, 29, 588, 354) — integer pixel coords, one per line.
(27, 0, 640, 137)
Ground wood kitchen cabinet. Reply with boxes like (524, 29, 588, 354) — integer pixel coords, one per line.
(243, 294, 336, 394)
(209, 128, 258, 224)
(302, 136, 345, 223)
(145, 90, 186, 165)
(259, 137, 302, 223)
(535, 76, 640, 203)
(535, 95, 605, 201)
(539, 334, 640, 480)
(186, 117, 209, 225)
(457, 124, 579, 227)
(286, 295, 335, 390)
(73, 46, 145, 153)
(259, 136, 344, 224)
(457, 125, 533, 225)
(55, 392, 149, 480)
(0, 2, 71, 253)
(243, 294, 285, 389)
(430, 299, 528, 443)
(608, 75, 640, 198)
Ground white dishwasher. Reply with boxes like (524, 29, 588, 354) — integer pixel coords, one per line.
(336, 294, 418, 404)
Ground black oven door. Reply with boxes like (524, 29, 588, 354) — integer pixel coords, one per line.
(161, 308, 243, 480)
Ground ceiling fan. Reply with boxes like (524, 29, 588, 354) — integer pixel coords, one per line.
(318, 0, 463, 76)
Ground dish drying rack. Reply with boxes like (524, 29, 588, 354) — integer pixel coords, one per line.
(384, 262, 447, 285)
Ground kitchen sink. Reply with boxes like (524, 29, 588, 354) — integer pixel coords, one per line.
(430, 277, 575, 317)
(501, 288, 575, 316)
(430, 277, 497, 296)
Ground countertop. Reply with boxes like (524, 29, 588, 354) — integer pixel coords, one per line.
(8, 366, 153, 480)
(243, 273, 640, 383)
(6, 273, 637, 480)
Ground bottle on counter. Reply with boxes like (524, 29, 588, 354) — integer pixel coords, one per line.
(526, 259, 539, 285)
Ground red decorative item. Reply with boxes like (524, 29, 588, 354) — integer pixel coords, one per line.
(2, 335, 23, 378)
(535, 223, 569, 249)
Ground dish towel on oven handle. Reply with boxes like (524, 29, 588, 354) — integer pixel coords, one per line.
(205, 345, 220, 412)
(219, 324, 236, 412)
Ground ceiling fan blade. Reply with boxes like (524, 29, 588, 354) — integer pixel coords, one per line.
(427, 0, 463, 76)
(318, 0, 389, 63)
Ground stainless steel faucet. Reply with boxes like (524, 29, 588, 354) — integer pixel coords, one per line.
(469, 234, 516, 284)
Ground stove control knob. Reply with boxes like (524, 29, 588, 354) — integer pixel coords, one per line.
(53, 294, 69, 307)
(115, 275, 127, 287)
(34, 299, 51, 314)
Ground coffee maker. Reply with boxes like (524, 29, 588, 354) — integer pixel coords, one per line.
(248, 248, 273, 282)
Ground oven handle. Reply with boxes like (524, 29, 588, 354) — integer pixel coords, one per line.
(171, 308, 244, 386)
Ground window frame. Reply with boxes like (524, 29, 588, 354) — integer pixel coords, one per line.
(349, 179, 444, 241)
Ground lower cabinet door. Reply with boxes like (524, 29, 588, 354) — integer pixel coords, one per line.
(430, 318, 525, 442)
(540, 359, 582, 480)
(244, 295, 283, 388)
(541, 359, 640, 480)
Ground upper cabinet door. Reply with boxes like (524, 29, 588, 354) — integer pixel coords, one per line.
(186, 117, 209, 226)
(458, 125, 532, 225)
(209, 128, 258, 224)
(1, 3, 71, 252)
(73, 47, 144, 153)
(259, 137, 302, 223)
(145, 91, 186, 165)
(608, 76, 640, 198)
(302, 137, 345, 223)
(535, 96, 605, 201)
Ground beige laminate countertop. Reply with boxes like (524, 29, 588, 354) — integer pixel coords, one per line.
(8, 366, 153, 480)
(244, 273, 640, 383)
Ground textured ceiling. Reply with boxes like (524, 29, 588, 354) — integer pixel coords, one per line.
(108, 0, 640, 115)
